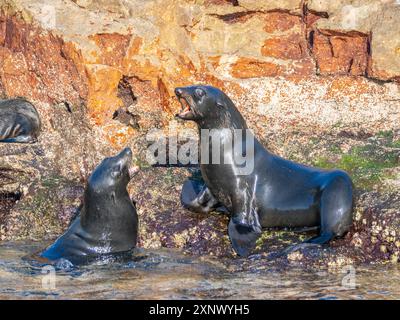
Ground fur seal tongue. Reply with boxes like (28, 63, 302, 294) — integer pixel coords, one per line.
(177, 96, 191, 116)
(176, 96, 193, 118)
(180, 98, 191, 113)
(174, 88, 193, 118)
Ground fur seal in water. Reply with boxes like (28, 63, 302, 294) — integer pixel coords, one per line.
(175, 85, 354, 257)
(0, 98, 41, 143)
(40, 147, 139, 266)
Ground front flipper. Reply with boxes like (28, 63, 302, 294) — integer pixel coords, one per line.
(228, 210, 262, 257)
(0, 135, 37, 144)
(181, 179, 223, 213)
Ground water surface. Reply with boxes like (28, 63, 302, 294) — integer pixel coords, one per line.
(0, 242, 399, 299)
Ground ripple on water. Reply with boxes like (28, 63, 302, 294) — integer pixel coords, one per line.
(0, 241, 399, 299)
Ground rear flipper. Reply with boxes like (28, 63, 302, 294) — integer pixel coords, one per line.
(228, 210, 262, 257)
(181, 179, 225, 213)
(279, 173, 353, 257)
(278, 232, 333, 256)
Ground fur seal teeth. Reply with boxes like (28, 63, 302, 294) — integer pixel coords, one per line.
(179, 97, 191, 113)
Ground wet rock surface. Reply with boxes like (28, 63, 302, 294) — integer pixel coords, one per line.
(0, 0, 399, 270)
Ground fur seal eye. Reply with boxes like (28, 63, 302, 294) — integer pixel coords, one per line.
(195, 88, 205, 98)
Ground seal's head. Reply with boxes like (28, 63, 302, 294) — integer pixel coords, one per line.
(82, 147, 139, 229)
(87, 147, 138, 196)
(175, 85, 246, 128)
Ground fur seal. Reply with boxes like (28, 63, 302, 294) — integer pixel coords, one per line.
(0, 98, 41, 143)
(175, 85, 354, 257)
(40, 147, 139, 265)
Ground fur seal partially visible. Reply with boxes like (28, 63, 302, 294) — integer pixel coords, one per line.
(40, 147, 139, 266)
(0, 98, 41, 143)
(175, 85, 354, 257)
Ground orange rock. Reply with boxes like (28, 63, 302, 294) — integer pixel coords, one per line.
(325, 76, 384, 100)
(261, 34, 307, 60)
(157, 77, 171, 112)
(86, 65, 123, 125)
(312, 30, 368, 76)
(2, 51, 27, 75)
(122, 57, 160, 84)
(230, 57, 282, 79)
(197, 72, 227, 91)
(61, 41, 88, 91)
(125, 36, 143, 57)
(286, 58, 316, 80)
(102, 122, 135, 149)
(0, 16, 6, 46)
(126, 77, 158, 107)
(263, 12, 302, 33)
(89, 33, 131, 67)
(0, 14, 87, 104)
(304, 9, 328, 28)
(207, 55, 221, 69)
(166, 54, 197, 84)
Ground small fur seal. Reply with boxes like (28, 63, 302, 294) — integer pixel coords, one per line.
(40, 147, 139, 266)
(175, 85, 354, 257)
(0, 98, 41, 143)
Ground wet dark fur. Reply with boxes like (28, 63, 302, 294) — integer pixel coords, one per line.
(40, 148, 138, 266)
(0, 98, 41, 143)
(176, 85, 354, 257)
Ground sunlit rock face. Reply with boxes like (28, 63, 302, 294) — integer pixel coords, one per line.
(0, 0, 399, 267)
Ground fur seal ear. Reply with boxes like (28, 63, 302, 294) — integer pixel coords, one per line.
(216, 100, 225, 109)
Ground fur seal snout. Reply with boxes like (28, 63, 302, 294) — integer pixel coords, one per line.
(0, 98, 41, 143)
(40, 147, 139, 266)
(176, 85, 354, 257)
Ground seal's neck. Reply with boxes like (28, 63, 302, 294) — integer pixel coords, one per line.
(196, 110, 249, 130)
(80, 188, 129, 227)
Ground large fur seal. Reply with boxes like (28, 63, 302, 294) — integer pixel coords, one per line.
(40, 147, 139, 266)
(0, 98, 41, 143)
(175, 85, 354, 257)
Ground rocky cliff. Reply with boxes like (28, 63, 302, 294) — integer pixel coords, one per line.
(0, 0, 399, 269)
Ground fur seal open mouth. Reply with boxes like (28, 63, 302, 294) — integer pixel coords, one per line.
(175, 89, 195, 119)
(117, 147, 139, 179)
(179, 97, 191, 115)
